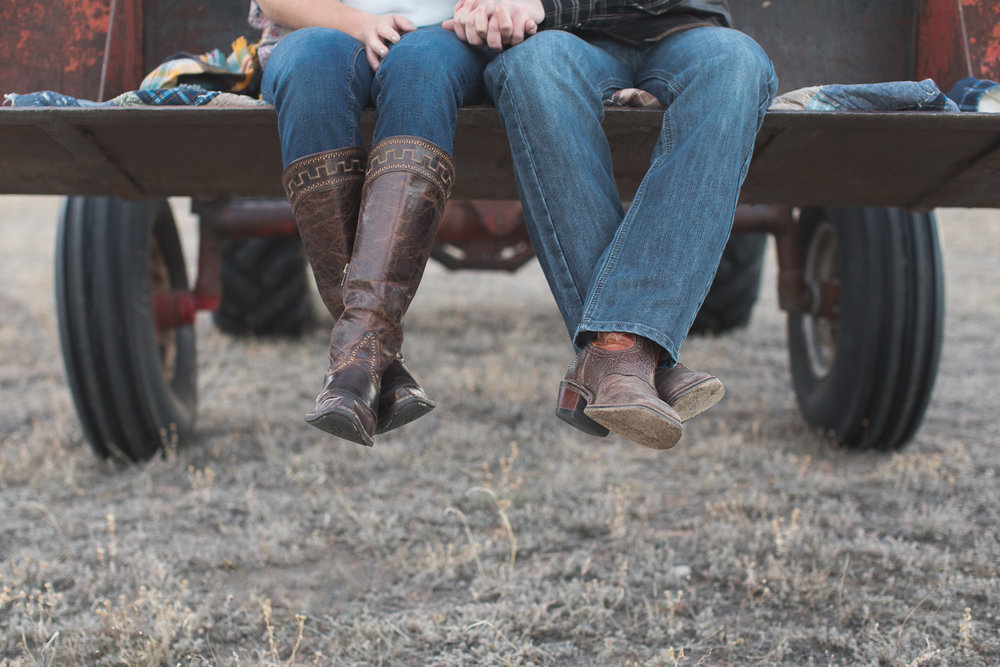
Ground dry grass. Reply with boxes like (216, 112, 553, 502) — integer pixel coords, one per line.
(1, 196, 998, 665)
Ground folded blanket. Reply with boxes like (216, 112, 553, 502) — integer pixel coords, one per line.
(3, 87, 268, 108)
(141, 36, 260, 96)
(607, 80, 960, 113)
(770, 79, 958, 112)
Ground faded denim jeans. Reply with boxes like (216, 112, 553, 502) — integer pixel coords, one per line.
(485, 27, 777, 365)
(262, 25, 490, 166)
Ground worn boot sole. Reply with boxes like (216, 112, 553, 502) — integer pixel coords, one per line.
(668, 376, 725, 422)
(556, 381, 611, 437)
(306, 403, 375, 447)
(584, 403, 683, 450)
(376, 395, 436, 434)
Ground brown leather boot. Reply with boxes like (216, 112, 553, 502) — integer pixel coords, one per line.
(654, 363, 725, 422)
(556, 332, 682, 450)
(304, 136, 454, 445)
(282, 148, 435, 436)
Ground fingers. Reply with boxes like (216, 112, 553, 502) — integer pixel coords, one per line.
(469, 5, 490, 46)
(393, 15, 417, 33)
(375, 21, 402, 46)
(510, 9, 538, 46)
(488, 6, 513, 51)
(364, 15, 419, 71)
(365, 44, 382, 71)
(451, 0, 480, 42)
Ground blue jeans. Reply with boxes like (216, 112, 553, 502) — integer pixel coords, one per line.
(485, 28, 777, 366)
(262, 26, 490, 166)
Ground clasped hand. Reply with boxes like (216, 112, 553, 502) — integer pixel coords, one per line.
(444, 0, 545, 51)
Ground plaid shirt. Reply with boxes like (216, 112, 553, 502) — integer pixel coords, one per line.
(540, 0, 731, 41)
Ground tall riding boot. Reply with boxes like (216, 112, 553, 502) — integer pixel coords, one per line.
(304, 136, 454, 445)
(281, 147, 435, 436)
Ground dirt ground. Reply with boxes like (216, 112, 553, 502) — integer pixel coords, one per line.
(1, 195, 998, 666)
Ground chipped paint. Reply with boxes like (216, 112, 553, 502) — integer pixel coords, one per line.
(918, 0, 1000, 90)
(0, 0, 142, 100)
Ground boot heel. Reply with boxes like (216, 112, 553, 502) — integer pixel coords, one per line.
(556, 381, 610, 437)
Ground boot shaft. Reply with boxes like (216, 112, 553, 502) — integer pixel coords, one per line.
(281, 147, 367, 319)
(331, 136, 455, 373)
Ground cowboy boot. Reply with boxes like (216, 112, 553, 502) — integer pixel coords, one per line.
(654, 363, 725, 422)
(556, 332, 682, 450)
(282, 148, 436, 436)
(558, 356, 724, 436)
(304, 136, 454, 445)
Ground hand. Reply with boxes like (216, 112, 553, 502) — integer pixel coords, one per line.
(359, 14, 417, 70)
(444, 0, 542, 50)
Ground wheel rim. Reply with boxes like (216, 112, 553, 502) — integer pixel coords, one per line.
(149, 236, 177, 383)
(801, 220, 839, 379)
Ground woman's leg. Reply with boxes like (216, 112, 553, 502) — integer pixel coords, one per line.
(306, 28, 489, 445)
(371, 26, 490, 152)
(264, 28, 435, 439)
(261, 27, 372, 166)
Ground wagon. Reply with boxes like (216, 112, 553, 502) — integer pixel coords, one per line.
(2, 0, 999, 461)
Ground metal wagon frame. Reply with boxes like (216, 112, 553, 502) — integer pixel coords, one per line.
(3, 0, 999, 460)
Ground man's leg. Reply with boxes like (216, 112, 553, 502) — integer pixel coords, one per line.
(485, 31, 631, 341)
(487, 33, 689, 449)
(576, 27, 777, 364)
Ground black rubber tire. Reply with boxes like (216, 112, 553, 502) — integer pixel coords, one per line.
(787, 207, 944, 450)
(55, 197, 197, 462)
(689, 232, 768, 335)
(213, 237, 313, 336)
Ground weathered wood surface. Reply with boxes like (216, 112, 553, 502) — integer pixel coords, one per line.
(2, 106, 1000, 209)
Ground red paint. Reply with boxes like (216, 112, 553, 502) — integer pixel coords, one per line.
(917, 0, 1000, 90)
(0, 0, 143, 100)
(153, 290, 219, 330)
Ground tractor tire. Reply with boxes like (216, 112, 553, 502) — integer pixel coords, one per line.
(56, 197, 197, 462)
(689, 232, 768, 335)
(213, 237, 313, 336)
(787, 207, 944, 450)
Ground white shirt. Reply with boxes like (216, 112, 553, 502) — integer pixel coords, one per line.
(340, 0, 454, 27)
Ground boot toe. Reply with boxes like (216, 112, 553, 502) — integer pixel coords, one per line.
(668, 376, 725, 422)
(584, 374, 683, 450)
(306, 386, 377, 447)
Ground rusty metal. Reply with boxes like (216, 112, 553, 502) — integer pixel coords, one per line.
(191, 198, 298, 238)
(153, 289, 195, 329)
(813, 279, 840, 321)
(917, 0, 1000, 91)
(1, 0, 144, 101)
(98, 0, 120, 101)
(438, 200, 526, 240)
(731, 205, 808, 314)
(433, 201, 535, 272)
(186, 197, 303, 316)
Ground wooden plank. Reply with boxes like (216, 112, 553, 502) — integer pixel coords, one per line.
(2, 107, 1000, 207)
(41, 121, 144, 199)
(739, 111, 1000, 207)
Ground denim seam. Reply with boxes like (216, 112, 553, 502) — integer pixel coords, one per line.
(578, 100, 673, 337)
(499, 56, 587, 308)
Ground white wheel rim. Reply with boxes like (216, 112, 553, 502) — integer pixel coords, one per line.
(801, 220, 839, 379)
